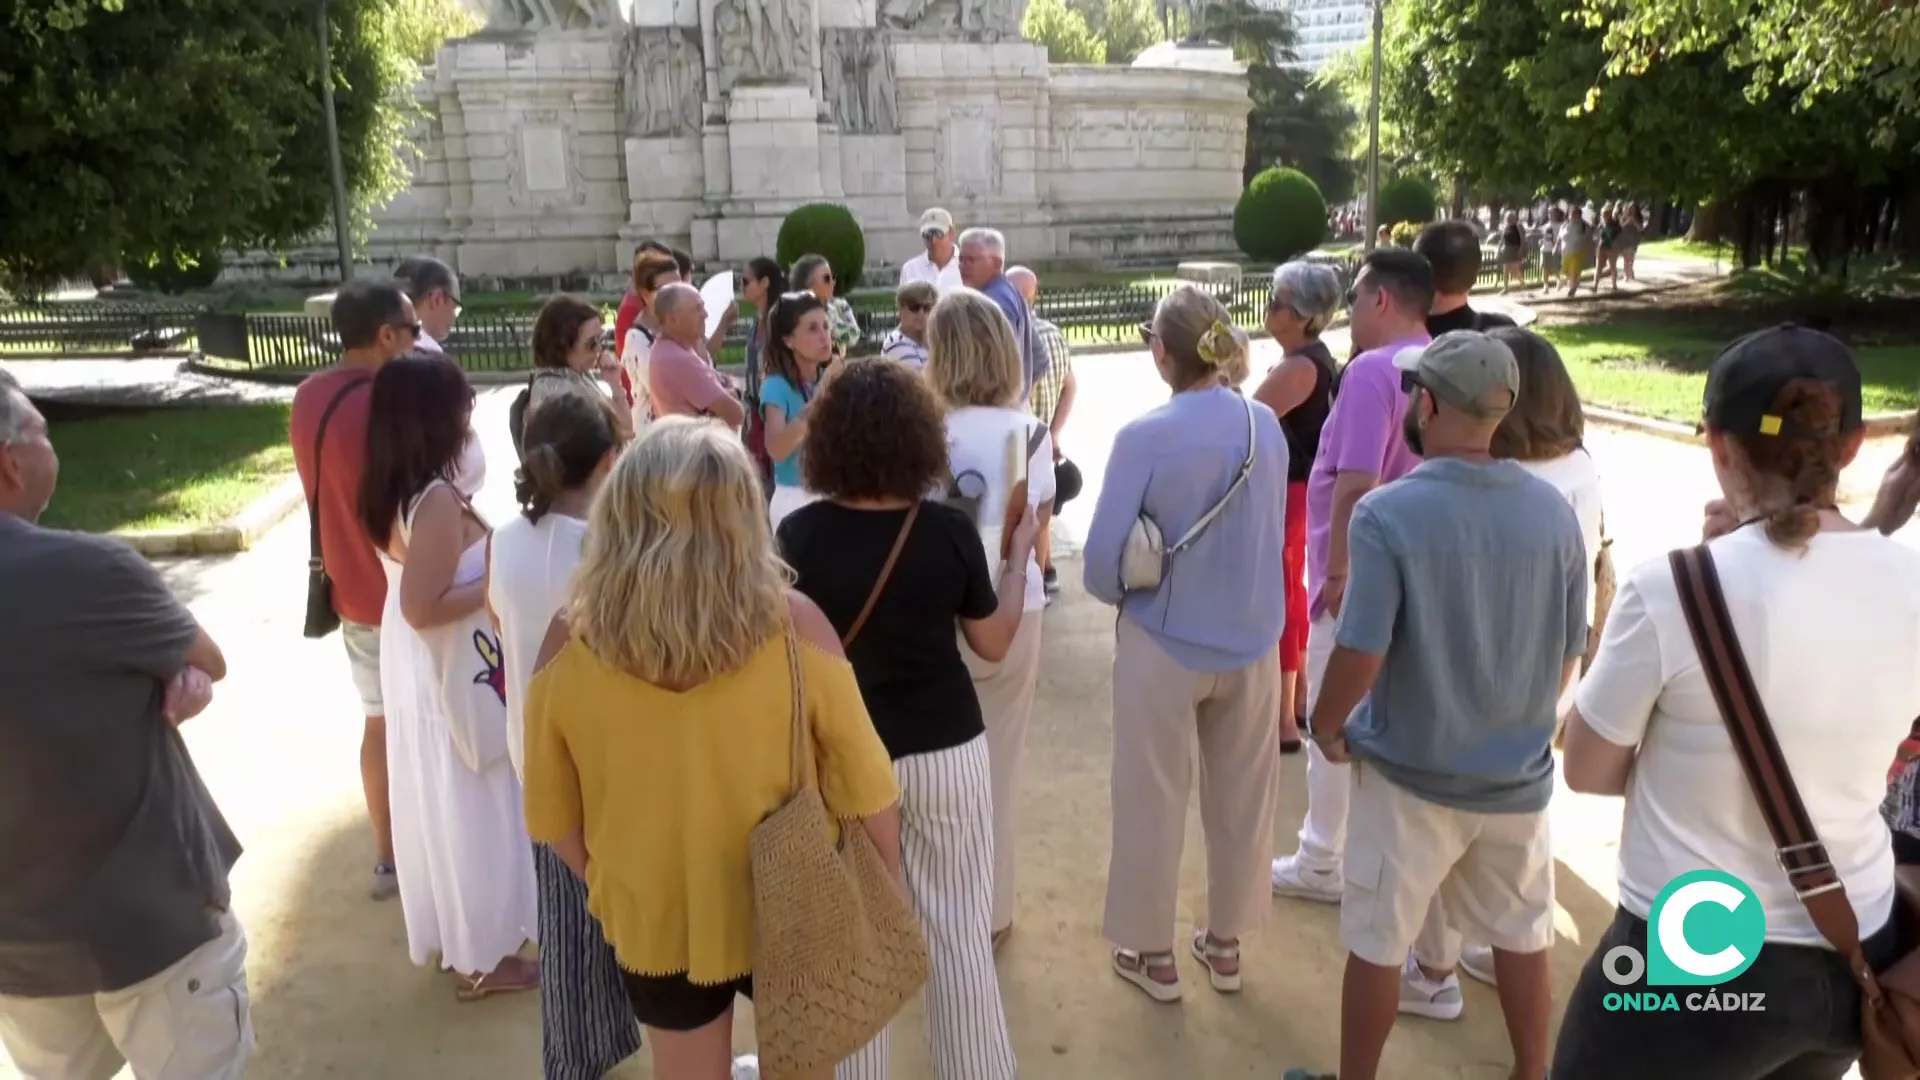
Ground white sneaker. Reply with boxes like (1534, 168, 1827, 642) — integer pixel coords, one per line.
(731, 1055, 761, 1080)
(1270, 854, 1343, 903)
(1460, 944, 1498, 987)
(1398, 956, 1463, 1021)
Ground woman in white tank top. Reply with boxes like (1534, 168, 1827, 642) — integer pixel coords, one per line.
(485, 387, 639, 1074)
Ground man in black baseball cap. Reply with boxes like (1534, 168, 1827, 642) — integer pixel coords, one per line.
(1703, 323, 1864, 437)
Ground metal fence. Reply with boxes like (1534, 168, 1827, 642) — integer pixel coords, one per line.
(0, 248, 1558, 371)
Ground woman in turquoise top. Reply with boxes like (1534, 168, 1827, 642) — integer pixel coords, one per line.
(791, 253, 862, 360)
(761, 291, 837, 531)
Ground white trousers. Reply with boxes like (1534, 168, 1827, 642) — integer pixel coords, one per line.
(1295, 613, 1351, 874)
(961, 612, 1045, 931)
(0, 913, 253, 1080)
(837, 737, 1017, 1080)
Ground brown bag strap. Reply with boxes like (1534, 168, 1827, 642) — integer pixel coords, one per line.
(1669, 545, 1883, 999)
(841, 503, 920, 649)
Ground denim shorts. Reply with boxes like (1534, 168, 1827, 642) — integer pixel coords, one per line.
(1552, 906, 1900, 1080)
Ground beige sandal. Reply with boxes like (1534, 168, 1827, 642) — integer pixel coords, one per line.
(455, 957, 540, 1001)
(1112, 948, 1182, 1003)
(1190, 929, 1242, 993)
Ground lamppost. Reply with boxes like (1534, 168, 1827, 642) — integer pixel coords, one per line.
(1363, 0, 1384, 251)
(316, 0, 354, 283)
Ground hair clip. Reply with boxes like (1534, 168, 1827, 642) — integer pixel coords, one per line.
(1758, 415, 1783, 436)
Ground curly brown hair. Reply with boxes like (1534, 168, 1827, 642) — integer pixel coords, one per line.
(1728, 378, 1851, 549)
(801, 358, 950, 501)
(531, 293, 601, 371)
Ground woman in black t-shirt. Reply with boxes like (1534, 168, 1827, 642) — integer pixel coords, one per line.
(776, 358, 1034, 1080)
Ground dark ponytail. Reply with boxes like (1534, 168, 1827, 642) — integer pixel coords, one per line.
(1731, 378, 1846, 550)
(512, 389, 620, 523)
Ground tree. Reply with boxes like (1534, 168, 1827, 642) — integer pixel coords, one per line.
(1192, 0, 1356, 201)
(1070, 0, 1161, 65)
(1578, 0, 1920, 145)
(1023, 0, 1106, 64)
(0, 0, 475, 294)
(1376, 176, 1437, 225)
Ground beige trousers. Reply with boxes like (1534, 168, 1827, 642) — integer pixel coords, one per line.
(0, 912, 253, 1080)
(1103, 617, 1280, 951)
(961, 609, 1045, 932)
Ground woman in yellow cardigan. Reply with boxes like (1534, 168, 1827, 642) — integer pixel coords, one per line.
(523, 417, 903, 1080)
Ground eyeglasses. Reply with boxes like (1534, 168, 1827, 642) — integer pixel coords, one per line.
(1138, 322, 1158, 344)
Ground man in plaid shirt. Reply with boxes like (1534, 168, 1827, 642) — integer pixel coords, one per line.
(1009, 267, 1080, 599)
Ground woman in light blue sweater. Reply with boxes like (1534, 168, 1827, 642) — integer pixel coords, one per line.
(1085, 284, 1290, 1003)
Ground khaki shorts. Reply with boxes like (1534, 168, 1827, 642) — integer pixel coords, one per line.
(0, 912, 253, 1080)
(342, 620, 383, 717)
(1339, 763, 1554, 967)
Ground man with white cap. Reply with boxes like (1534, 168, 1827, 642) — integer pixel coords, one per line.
(900, 208, 963, 295)
(1284, 330, 1586, 1080)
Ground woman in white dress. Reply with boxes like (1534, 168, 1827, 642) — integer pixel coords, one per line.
(359, 353, 540, 1000)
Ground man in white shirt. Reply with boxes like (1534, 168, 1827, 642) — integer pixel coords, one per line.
(393, 255, 462, 354)
(899, 208, 963, 295)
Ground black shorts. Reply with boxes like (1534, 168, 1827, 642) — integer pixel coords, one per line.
(620, 969, 754, 1032)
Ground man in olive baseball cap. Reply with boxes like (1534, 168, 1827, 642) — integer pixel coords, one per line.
(1394, 329, 1521, 421)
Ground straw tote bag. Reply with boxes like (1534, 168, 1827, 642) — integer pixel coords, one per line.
(749, 626, 931, 1076)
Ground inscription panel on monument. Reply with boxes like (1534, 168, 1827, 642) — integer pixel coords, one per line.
(522, 127, 571, 190)
(937, 109, 1001, 197)
(508, 116, 587, 209)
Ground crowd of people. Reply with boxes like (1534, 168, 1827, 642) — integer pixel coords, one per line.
(6, 204, 1920, 1080)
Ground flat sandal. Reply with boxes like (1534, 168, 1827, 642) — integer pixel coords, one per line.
(1112, 948, 1182, 1003)
(1190, 929, 1242, 993)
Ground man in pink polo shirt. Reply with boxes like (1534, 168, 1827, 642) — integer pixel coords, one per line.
(646, 283, 745, 428)
(1272, 248, 1432, 904)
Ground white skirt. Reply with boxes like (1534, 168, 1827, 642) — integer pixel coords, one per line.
(768, 484, 821, 533)
(379, 564, 538, 976)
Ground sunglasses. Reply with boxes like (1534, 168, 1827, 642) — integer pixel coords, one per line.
(1400, 371, 1430, 395)
(1138, 322, 1158, 344)
(902, 302, 931, 314)
(392, 320, 423, 338)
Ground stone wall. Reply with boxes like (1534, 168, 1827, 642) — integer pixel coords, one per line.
(230, 29, 1249, 286)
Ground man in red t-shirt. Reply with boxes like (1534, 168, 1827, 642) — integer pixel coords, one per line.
(290, 279, 419, 901)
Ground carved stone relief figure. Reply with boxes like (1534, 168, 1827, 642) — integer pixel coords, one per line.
(820, 30, 897, 134)
(876, 0, 1019, 36)
(714, 0, 813, 88)
(488, 0, 617, 30)
(625, 28, 703, 136)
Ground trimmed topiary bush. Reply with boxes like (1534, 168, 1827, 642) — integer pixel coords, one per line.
(1376, 176, 1438, 228)
(1233, 167, 1328, 263)
(777, 203, 866, 292)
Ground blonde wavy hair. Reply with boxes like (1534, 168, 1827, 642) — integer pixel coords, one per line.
(568, 417, 792, 686)
(1155, 284, 1250, 389)
(923, 287, 1022, 408)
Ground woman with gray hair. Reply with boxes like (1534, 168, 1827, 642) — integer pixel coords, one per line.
(1253, 261, 1342, 757)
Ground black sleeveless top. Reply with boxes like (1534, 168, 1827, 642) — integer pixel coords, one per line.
(1281, 340, 1338, 484)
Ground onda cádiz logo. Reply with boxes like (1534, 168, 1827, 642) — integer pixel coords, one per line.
(1601, 870, 1770, 1013)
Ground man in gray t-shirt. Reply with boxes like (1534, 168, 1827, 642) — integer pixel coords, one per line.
(1296, 332, 1585, 1080)
(0, 373, 253, 1079)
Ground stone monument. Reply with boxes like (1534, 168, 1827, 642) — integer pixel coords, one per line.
(328, 0, 1253, 280)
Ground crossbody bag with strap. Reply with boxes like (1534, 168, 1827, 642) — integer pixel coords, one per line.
(840, 503, 921, 649)
(1119, 393, 1257, 593)
(303, 376, 373, 640)
(1670, 543, 1920, 1078)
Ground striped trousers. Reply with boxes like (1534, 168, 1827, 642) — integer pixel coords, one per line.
(837, 736, 1017, 1080)
(534, 844, 642, 1080)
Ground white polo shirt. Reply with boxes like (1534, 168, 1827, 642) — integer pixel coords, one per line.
(900, 251, 963, 295)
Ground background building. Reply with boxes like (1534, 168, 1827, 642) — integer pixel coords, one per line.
(1263, 0, 1369, 72)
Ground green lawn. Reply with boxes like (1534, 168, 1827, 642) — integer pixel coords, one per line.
(39, 403, 295, 534)
(1538, 322, 1920, 422)
(1635, 238, 1736, 264)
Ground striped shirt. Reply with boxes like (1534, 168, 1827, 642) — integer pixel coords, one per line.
(880, 329, 928, 370)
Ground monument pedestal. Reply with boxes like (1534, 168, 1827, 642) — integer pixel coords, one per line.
(435, 32, 628, 280)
